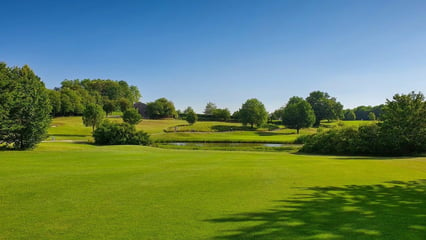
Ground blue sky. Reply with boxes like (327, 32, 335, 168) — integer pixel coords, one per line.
(1, 0, 425, 112)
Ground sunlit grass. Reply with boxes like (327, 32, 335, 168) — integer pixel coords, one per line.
(1, 143, 425, 239)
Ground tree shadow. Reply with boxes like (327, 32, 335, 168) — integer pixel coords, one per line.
(255, 132, 295, 136)
(211, 125, 254, 132)
(48, 134, 90, 138)
(207, 180, 426, 240)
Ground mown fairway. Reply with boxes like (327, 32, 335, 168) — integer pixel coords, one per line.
(1, 143, 425, 239)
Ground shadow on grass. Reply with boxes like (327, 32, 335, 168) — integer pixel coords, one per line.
(207, 180, 426, 240)
(211, 125, 255, 132)
(48, 134, 90, 138)
(255, 131, 295, 136)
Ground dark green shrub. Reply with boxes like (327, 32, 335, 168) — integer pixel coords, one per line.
(123, 108, 142, 125)
(93, 121, 150, 145)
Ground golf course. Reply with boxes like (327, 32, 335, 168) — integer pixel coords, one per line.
(2, 1, 426, 238)
(1, 118, 425, 240)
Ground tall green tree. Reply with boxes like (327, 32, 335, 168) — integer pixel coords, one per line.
(239, 98, 268, 128)
(123, 108, 142, 125)
(102, 99, 116, 116)
(146, 98, 177, 119)
(0, 63, 52, 149)
(204, 102, 217, 115)
(282, 97, 316, 134)
(306, 91, 343, 126)
(82, 104, 105, 132)
(47, 89, 61, 116)
(184, 107, 198, 125)
(379, 92, 426, 154)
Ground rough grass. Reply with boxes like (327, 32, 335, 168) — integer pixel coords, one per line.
(0, 143, 425, 239)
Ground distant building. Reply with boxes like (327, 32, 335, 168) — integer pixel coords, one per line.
(134, 102, 148, 118)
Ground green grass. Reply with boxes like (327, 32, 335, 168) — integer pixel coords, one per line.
(320, 120, 376, 128)
(47, 117, 315, 143)
(1, 143, 425, 239)
(48, 117, 92, 140)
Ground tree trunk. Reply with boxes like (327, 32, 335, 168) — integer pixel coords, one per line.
(297, 128, 300, 134)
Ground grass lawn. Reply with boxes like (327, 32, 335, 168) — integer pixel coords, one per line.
(48, 117, 374, 144)
(1, 143, 425, 239)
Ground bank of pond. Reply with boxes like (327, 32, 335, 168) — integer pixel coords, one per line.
(155, 141, 303, 152)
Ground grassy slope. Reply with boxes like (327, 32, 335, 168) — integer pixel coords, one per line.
(1, 143, 425, 239)
(48, 117, 318, 143)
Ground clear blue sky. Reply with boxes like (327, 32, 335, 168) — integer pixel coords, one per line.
(1, 0, 425, 113)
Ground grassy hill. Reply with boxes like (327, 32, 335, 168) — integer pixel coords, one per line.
(48, 117, 371, 144)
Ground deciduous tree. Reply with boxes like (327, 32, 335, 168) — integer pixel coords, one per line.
(184, 107, 197, 125)
(239, 98, 268, 128)
(306, 91, 343, 126)
(282, 97, 316, 134)
(82, 104, 105, 132)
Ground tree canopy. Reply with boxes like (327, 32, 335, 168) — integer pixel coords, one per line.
(184, 107, 197, 125)
(123, 108, 142, 125)
(146, 98, 177, 119)
(282, 97, 316, 134)
(48, 79, 141, 116)
(306, 91, 343, 126)
(82, 104, 105, 132)
(302, 92, 426, 155)
(0, 63, 52, 149)
(239, 98, 268, 128)
(204, 102, 217, 115)
(379, 91, 426, 154)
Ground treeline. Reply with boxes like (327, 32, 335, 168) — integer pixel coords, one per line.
(343, 105, 384, 121)
(48, 79, 141, 116)
(301, 92, 426, 155)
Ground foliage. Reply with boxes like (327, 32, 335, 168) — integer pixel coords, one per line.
(271, 107, 285, 120)
(344, 110, 356, 120)
(49, 79, 141, 116)
(47, 89, 61, 116)
(93, 121, 150, 145)
(0, 63, 52, 150)
(184, 107, 197, 125)
(378, 91, 426, 154)
(82, 104, 106, 132)
(102, 99, 116, 116)
(368, 112, 376, 120)
(212, 108, 231, 121)
(352, 105, 384, 120)
(306, 91, 343, 126)
(301, 125, 375, 155)
(239, 98, 268, 128)
(146, 98, 177, 119)
(282, 97, 316, 134)
(204, 102, 217, 115)
(122, 108, 142, 125)
(117, 98, 132, 112)
(302, 91, 426, 155)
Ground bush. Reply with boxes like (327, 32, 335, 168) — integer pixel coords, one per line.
(123, 108, 142, 125)
(301, 92, 426, 156)
(93, 121, 150, 145)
